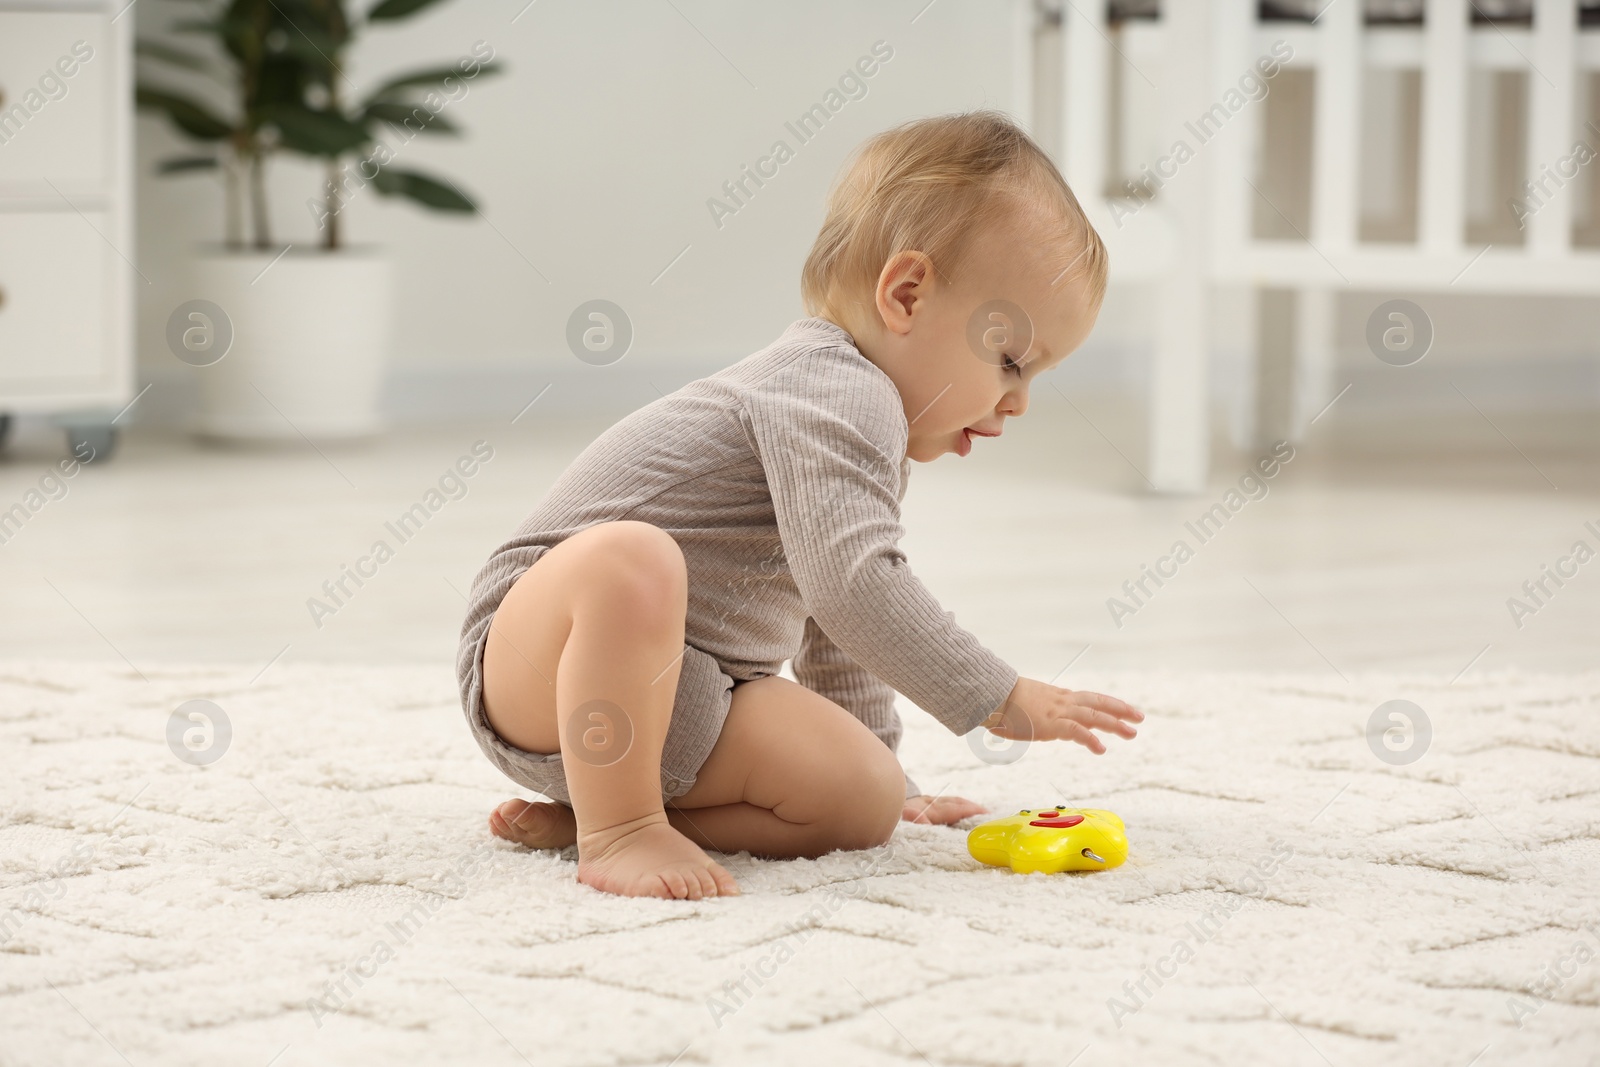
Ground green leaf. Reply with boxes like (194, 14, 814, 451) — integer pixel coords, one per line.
(254, 56, 312, 110)
(262, 26, 344, 65)
(170, 18, 227, 34)
(371, 168, 475, 211)
(170, 15, 261, 65)
(136, 87, 234, 140)
(274, 0, 351, 41)
(157, 156, 221, 174)
(135, 39, 213, 72)
(359, 61, 501, 106)
(362, 101, 458, 133)
(257, 104, 371, 156)
(367, 0, 450, 21)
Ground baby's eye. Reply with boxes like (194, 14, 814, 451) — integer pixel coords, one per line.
(1002, 354, 1023, 376)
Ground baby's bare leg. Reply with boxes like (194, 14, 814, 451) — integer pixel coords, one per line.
(482, 520, 738, 899)
(663, 675, 907, 858)
(489, 676, 909, 860)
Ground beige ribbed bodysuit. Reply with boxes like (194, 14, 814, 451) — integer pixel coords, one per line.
(456, 316, 1018, 803)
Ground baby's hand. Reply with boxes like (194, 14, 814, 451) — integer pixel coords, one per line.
(903, 794, 988, 825)
(981, 677, 1143, 754)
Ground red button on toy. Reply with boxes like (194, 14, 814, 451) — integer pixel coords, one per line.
(1028, 814, 1084, 828)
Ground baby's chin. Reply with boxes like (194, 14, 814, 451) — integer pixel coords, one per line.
(905, 438, 954, 463)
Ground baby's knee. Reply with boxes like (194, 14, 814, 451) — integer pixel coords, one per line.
(565, 521, 687, 625)
(826, 743, 904, 851)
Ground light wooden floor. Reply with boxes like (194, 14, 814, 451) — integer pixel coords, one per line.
(0, 396, 1595, 683)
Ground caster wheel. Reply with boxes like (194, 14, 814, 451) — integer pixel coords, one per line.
(66, 424, 118, 463)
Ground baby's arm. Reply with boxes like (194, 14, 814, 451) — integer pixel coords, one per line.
(745, 357, 1015, 736)
(746, 351, 1141, 754)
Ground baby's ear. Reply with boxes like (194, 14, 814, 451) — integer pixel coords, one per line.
(875, 251, 934, 334)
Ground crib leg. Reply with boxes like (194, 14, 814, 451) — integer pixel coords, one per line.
(1252, 286, 1336, 449)
(1224, 284, 1260, 452)
(1291, 286, 1337, 440)
(1148, 273, 1210, 493)
(1145, 0, 1212, 494)
(1254, 287, 1295, 448)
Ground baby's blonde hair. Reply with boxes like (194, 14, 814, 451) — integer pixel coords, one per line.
(801, 110, 1107, 326)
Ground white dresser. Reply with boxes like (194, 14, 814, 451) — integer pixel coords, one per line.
(0, 0, 131, 459)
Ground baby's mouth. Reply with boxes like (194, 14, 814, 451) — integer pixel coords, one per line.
(955, 426, 998, 457)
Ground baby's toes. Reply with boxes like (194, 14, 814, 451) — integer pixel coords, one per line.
(678, 866, 710, 900)
(708, 863, 740, 897)
(659, 868, 694, 900)
(489, 799, 576, 849)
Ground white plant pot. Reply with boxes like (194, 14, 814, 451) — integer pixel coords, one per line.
(188, 247, 391, 442)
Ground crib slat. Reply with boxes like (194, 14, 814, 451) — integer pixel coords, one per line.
(1525, 0, 1578, 256)
(1312, 0, 1361, 254)
(1062, 0, 1109, 203)
(1419, 0, 1469, 256)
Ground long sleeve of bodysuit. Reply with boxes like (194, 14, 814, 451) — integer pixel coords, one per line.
(741, 343, 1019, 738)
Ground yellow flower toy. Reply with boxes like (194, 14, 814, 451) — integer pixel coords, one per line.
(967, 807, 1128, 874)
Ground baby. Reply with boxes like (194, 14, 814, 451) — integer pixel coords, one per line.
(456, 110, 1143, 899)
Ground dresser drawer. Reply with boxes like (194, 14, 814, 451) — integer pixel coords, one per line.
(0, 13, 111, 188)
(0, 212, 113, 390)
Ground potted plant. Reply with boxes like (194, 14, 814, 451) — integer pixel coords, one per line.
(137, 0, 500, 441)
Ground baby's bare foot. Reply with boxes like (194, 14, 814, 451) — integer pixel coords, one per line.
(488, 798, 577, 849)
(577, 816, 740, 899)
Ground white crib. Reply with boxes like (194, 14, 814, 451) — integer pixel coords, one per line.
(1017, 0, 1600, 492)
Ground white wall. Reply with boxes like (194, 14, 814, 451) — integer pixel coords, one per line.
(133, 0, 1033, 420)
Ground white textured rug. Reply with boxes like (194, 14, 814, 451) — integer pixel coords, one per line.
(3, 662, 1598, 1067)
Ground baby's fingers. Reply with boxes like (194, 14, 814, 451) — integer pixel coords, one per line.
(1047, 717, 1107, 754)
(1071, 704, 1139, 739)
(1070, 689, 1144, 723)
